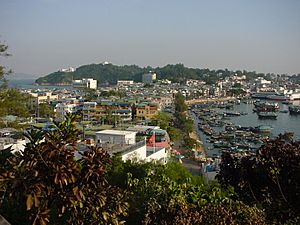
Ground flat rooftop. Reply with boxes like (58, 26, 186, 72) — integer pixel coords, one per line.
(95, 130, 137, 136)
(126, 125, 160, 132)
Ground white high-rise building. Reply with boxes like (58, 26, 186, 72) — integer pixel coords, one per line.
(72, 78, 97, 89)
(142, 72, 156, 84)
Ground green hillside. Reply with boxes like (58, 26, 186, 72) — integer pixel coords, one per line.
(35, 63, 264, 85)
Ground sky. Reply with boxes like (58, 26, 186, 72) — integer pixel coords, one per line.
(0, 0, 300, 78)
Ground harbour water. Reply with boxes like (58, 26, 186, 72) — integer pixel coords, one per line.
(8, 79, 73, 90)
(192, 100, 300, 157)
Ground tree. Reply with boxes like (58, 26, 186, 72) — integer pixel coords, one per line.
(0, 89, 31, 117)
(174, 93, 188, 113)
(0, 41, 11, 89)
(107, 157, 265, 224)
(217, 133, 300, 224)
(38, 103, 54, 118)
(0, 114, 128, 225)
(167, 127, 180, 141)
(150, 112, 173, 130)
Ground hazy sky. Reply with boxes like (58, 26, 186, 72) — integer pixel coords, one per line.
(1, 0, 300, 78)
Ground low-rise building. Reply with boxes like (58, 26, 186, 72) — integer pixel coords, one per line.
(95, 130, 137, 145)
(135, 103, 159, 120)
(95, 129, 167, 163)
(29, 91, 58, 106)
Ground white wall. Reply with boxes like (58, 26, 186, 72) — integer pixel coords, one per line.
(121, 145, 147, 161)
(96, 133, 136, 145)
(146, 147, 167, 164)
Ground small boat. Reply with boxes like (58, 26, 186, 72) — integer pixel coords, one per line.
(257, 112, 278, 119)
(253, 125, 272, 133)
(223, 111, 241, 116)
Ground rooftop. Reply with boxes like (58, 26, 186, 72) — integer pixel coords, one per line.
(95, 130, 136, 136)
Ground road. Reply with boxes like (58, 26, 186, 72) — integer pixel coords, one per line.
(182, 158, 202, 176)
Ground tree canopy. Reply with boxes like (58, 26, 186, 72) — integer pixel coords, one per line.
(217, 133, 300, 224)
(36, 63, 272, 86)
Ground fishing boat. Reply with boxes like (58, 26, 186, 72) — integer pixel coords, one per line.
(253, 125, 272, 133)
(266, 93, 291, 101)
(257, 112, 278, 119)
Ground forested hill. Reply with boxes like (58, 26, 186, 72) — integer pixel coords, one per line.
(35, 63, 265, 85)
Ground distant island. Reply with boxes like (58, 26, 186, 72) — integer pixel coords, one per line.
(35, 63, 296, 86)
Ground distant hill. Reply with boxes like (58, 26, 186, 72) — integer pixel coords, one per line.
(35, 63, 265, 85)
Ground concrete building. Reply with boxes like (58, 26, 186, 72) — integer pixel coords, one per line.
(73, 78, 97, 89)
(135, 103, 159, 120)
(142, 72, 156, 84)
(95, 129, 167, 164)
(29, 92, 58, 105)
(82, 102, 97, 121)
(54, 103, 80, 121)
(95, 130, 137, 145)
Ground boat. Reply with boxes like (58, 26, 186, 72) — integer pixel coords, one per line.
(251, 92, 278, 99)
(253, 125, 272, 133)
(223, 111, 241, 116)
(266, 93, 291, 101)
(289, 105, 300, 114)
(257, 112, 278, 119)
(254, 101, 279, 112)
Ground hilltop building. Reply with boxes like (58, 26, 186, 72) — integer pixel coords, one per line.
(59, 67, 75, 72)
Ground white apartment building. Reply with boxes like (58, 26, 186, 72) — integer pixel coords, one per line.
(54, 103, 79, 121)
(29, 92, 58, 106)
(73, 78, 97, 89)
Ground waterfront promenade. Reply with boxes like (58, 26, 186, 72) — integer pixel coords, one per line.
(186, 97, 236, 105)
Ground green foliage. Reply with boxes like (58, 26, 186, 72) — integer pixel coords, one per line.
(0, 114, 128, 225)
(38, 103, 54, 118)
(183, 136, 198, 150)
(0, 41, 11, 89)
(217, 133, 300, 224)
(150, 112, 173, 130)
(36, 63, 269, 86)
(0, 89, 31, 124)
(81, 88, 98, 101)
(100, 90, 125, 98)
(106, 158, 265, 224)
(167, 126, 180, 141)
(174, 93, 188, 113)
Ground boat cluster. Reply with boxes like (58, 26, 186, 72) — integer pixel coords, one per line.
(192, 104, 273, 156)
(253, 101, 280, 119)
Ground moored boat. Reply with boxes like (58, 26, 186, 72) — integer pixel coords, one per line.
(257, 112, 278, 119)
(253, 125, 273, 133)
